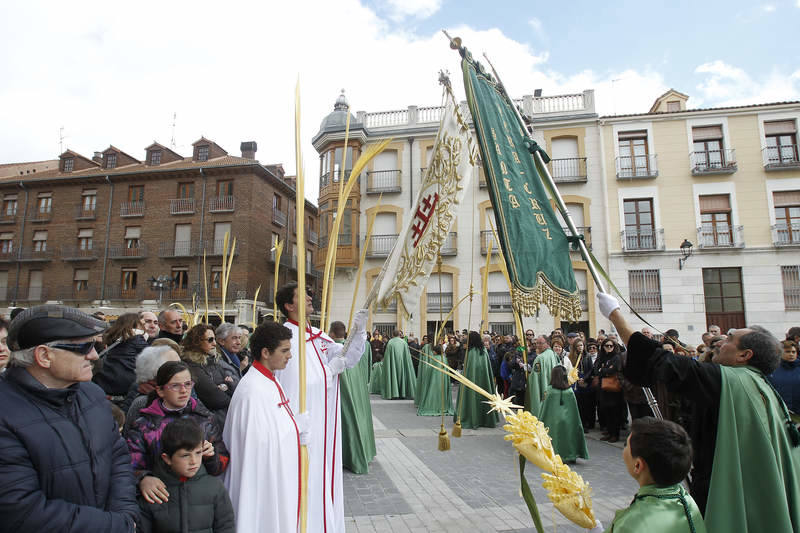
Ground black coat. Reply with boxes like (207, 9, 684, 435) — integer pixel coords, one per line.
(138, 461, 234, 533)
(0, 367, 139, 532)
(94, 335, 149, 397)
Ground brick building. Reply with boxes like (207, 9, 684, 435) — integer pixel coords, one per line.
(0, 138, 321, 323)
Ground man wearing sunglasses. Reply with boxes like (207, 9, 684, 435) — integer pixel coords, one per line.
(0, 305, 139, 532)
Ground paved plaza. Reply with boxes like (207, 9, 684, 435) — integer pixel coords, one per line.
(342, 390, 638, 532)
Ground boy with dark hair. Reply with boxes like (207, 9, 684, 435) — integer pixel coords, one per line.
(605, 417, 706, 532)
(138, 418, 234, 533)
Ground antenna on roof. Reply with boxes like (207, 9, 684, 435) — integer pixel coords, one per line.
(59, 126, 66, 154)
(170, 112, 177, 150)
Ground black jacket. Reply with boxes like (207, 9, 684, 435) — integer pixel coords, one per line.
(138, 461, 234, 533)
(0, 367, 139, 532)
(94, 335, 149, 397)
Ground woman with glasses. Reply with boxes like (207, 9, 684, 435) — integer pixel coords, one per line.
(594, 340, 625, 442)
(181, 324, 236, 417)
(126, 361, 229, 506)
(93, 313, 149, 406)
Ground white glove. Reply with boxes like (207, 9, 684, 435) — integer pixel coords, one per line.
(294, 412, 311, 445)
(597, 292, 620, 319)
(353, 309, 368, 334)
(327, 356, 347, 376)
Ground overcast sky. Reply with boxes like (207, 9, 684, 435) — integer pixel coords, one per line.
(1, 0, 798, 201)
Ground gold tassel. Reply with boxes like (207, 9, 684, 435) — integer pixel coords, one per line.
(438, 424, 451, 451)
(451, 420, 462, 438)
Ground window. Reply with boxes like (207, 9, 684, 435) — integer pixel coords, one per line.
(174, 224, 191, 255)
(333, 147, 353, 181)
(125, 226, 141, 248)
(211, 266, 222, 289)
(28, 271, 43, 300)
(692, 126, 725, 170)
(128, 185, 144, 203)
(774, 190, 800, 244)
(623, 198, 655, 249)
(33, 230, 47, 252)
(340, 208, 352, 245)
(618, 131, 651, 177)
(0, 232, 13, 253)
(78, 229, 93, 250)
(782, 266, 800, 310)
(3, 195, 17, 216)
(149, 150, 162, 165)
(667, 101, 680, 112)
(197, 145, 209, 162)
(214, 222, 231, 254)
(703, 268, 744, 314)
(105, 153, 117, 169)
(216, 180, 233, 197)
(82, 190, 97, 212)
(74, 269, 89, 292)
(273, 194, 282, 212)
(172, 268, 189, 291)
(37, 193, 52, 214)
(0, 271, 8, 300)
(63, 158, 74, 172)
(629, 269, 662, 312)
(121, 269, 137, 293)
(177, 182, 194, 198)
(765, 120, 798, 165)
(699, 194, 732, 246)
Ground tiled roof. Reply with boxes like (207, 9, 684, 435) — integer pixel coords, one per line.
(601, 100, 800, 120)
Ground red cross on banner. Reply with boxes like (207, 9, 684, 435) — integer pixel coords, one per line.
(411, 193, 439, 247)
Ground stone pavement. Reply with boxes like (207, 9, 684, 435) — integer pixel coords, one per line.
(342, 391, 637, 532)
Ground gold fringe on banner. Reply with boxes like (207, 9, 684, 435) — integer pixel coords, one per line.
(510, 273, 583, 322)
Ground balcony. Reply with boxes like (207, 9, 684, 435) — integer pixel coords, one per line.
(562, 226, 592, 251)
(697, 225, 744, 249)
(60, 286, 99, 302)
(0, 212, 16, 224)
(620, 228, 665, 252)
(772, 223, 800, 246)
(440, 232, 457, 256)
(480, 230, 499, 255)
(170, 198, 195, 215)
(104, 286, 143, 301)
(75, 205, 97, 220)
(200, 239, 240, 257)
(366, 169, 401, 194)
(28, 207, 52, 223)
(120, 201, 145, 217)
(763, 145, 800, 170)
(61, 246, 99, 261)
(308, 229, 318, 245)
(190, 282, 242, 301)
(427, 292, 454, 313)
(0, 249, 15, 262)
(272, 209, 287, 227)
(366, 234, 398, 258)
(18, 247, 53, 261)
(548, 157, 587, 183)
(18, 287, 48, 302)
(488, 292, 512, 312)
(109, 244, 148, 259)
(616, 154, 658, 179)
(209, 195, 234, 213)
(0, 287, 15, 303)
(690, 149, 737, 175)
(158, 241, 194, 258)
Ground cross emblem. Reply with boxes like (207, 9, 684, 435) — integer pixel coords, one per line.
(411, 193, 440, 247)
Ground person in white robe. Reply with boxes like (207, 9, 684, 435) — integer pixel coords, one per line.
(223, 320, 310, 532)
(274, 282, 367, 533)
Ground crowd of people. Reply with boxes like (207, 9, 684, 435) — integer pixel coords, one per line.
(0, 287, 798, 532)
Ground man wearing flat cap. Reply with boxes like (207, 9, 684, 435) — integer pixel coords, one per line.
(0, 305, 139, 532)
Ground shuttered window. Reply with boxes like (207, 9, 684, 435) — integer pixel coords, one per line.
(629, 270, 662, 312)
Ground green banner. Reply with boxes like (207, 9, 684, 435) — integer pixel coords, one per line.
(461, 55, 581, 320)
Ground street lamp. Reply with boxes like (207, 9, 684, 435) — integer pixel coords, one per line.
(678, 239, 693, 270)
(149, 275, 175, 306)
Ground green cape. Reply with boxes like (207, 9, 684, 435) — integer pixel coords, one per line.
(538, 388, 588, 462)
(705, 365, 800, 532)
(454, 347, 498, 428)
(416, 344, 454, 416)
(380, 337, 416, 400)
(525, 348, 559, 416)
(369, 361, 383, 395)
(605, 483, 706, 533)
(414, 344, 432, 407)
(338, 340, 376, 474)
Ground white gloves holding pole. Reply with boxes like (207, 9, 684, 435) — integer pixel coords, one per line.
(294, 412, 312, 445)
(597, 292, 620, 319)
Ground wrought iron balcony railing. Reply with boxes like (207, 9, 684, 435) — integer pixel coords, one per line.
(19, 287, 48, 302)
(616, 154, 658, 179)
(209, 195, 234, 213)
(59, 286, 99, 301)
(548, 157, 588, 182)
(763, 145, 800, 169)
(690, 149, 737, 175)
(620, 228, 665, 252)
(158, 241, 194, 258)
(0, 212, 16, 224)
(366, 169, 402, 194)
(366, 234, 398, 258)
(28, 207, 53, 223)
(427, 292, 454, 313)
(697, 225, 744, 248)
(170, 198, 195, 215)
(61, 246, 99, 261)
(772, 223, 800, 246)
(488, 291, 512, 312)
(200, 239, 241, 257)
(75, 205, 97, 220)
(480, 230, 498, 255)
(109, 244, 148, 259)
(272, 209, 287, 227)
(440, 232, 457, 256)
(18, 247, 53, 261)
(120, 201, 145, 217)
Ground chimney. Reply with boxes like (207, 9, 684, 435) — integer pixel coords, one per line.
(240, 141, 257, 159)
(92, 152, 103, 164)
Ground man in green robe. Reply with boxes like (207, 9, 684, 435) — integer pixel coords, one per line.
(605, 417, 706, 532)
(330, 321, 376, 474)
(380, 329, 416, 400)
(599, 292, 800, 532)
(455, 331, 498, 428)
(414, 336, 429, 407)
(526, 335, 560, 416)
(416, 341, 454, 416)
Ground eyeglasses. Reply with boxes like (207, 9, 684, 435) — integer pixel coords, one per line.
(203, 336, 216, 343)
(162, 380, 195, 392)
(603, 344, 614, 348)
(588, 346, 598, 350)
(48, 341, 96, 355)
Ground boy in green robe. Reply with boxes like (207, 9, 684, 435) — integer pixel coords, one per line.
(605, 417, 706, 532)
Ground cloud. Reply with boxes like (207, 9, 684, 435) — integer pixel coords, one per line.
(761, 3, 776, 12)
(385, 0, 441, 20)
(694, 60, 800, 107)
